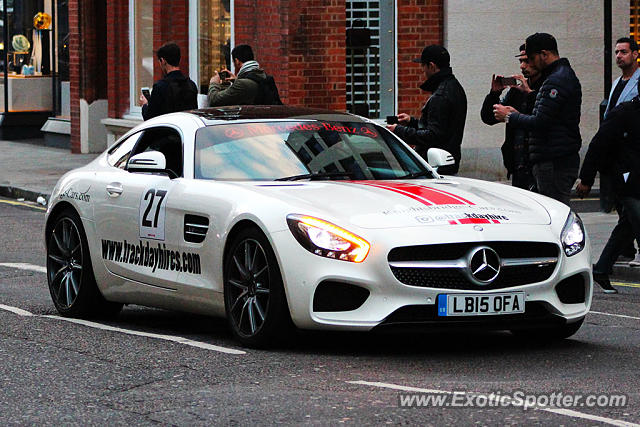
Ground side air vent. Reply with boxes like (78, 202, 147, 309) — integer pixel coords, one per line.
(184, 214, 209, 243)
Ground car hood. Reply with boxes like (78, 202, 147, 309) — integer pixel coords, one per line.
(248, 178, 551, 229)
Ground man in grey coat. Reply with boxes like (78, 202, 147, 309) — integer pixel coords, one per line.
(208, 44, 269, 106)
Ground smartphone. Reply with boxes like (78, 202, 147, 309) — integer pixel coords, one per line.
(386, 115, 398, 124)
(219, 70, 231, 79)
(499, 76, 518, 86)
(141, 87, 151, 101)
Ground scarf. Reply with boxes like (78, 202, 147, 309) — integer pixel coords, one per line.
(237, 60, 260, 78)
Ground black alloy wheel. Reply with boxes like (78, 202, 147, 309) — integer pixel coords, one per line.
(224, 227, 290, 347)
(46, 209, 122, 317)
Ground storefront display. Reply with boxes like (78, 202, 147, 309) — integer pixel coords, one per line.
(0, 0, 68, 139)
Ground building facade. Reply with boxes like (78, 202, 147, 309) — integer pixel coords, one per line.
(68, 0, 630, 180)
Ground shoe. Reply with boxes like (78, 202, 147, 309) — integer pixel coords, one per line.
(592, 270, 618, 294)
(629, 253, 640, 267)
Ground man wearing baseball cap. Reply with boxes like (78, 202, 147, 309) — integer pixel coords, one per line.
(493, 33, 582, 205)
(387, 44, 467, 175)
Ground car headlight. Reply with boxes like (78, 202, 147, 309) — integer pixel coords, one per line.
(287, 214, 370, 262)
(561, 211, 585, 257)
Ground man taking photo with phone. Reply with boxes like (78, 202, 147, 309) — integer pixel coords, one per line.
(493, 33, 582, 206)
(139, 42, 198, 120)
(480, 44, 542, 190)
(386, 45, 467, 175)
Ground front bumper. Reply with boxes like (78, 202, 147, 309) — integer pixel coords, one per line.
(270, 224, 593, 331)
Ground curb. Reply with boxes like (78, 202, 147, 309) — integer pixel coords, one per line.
(0, 185, 50, 205)
(612, 264, 640, 283)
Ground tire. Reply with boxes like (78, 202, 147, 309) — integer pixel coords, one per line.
(46, 208, 123, 318)
(511, 318, 584, 341)
(223, 227, 291, 347)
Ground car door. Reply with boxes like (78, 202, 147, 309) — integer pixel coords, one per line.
(94, 125, 185, 289)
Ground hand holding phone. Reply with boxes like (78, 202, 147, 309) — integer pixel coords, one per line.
(141, 87, 151, 101)
(386, 115, 398, 124)
(219, 70, 231, 80)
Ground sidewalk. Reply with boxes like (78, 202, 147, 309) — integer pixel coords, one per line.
(1, 139, 637, 284)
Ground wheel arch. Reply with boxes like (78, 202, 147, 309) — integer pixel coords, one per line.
(45, 201, 78, 239)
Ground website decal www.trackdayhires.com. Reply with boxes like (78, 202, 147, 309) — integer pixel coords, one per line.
(398, 391, 627, 411)
(101, 239, 201, 275)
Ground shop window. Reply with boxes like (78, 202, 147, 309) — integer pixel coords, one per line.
(346, 0, 395, 119)
(191, 0, 231, 95)
(129, 0, 153, 114)
(0, 0, 55, 113)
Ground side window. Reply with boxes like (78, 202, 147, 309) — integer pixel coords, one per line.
(128, 126, 184, 177)
(108, 132, 142, 169)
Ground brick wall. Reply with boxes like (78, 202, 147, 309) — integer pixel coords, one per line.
(106, 0, 130, 119)
(69, 0, 108, 153)
(154, 0, 190, 80)
(396, 0, 443, 115)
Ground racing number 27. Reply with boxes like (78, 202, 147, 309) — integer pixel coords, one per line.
(142, 189, 167, 228)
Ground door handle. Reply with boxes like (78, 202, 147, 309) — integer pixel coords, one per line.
(106, 182, 123, 197)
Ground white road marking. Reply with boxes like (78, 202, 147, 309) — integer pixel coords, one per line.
(0, 263, 47, 273)
(347, 380, 450, 394)
(348, 381, 639, 427)
(590, 311, 640, 321)
(0, 303, 245, 355)
(0, 304, 33, 316)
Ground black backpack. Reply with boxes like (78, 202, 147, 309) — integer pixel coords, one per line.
(246, 74, 283, 105)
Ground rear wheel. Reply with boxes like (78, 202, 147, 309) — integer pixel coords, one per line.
(511, 318, 584, 340)
(224, 227, 291, 347)
(46, 209, 122, 318)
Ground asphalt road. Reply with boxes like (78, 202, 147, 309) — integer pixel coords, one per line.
(1, 198, 639, 425)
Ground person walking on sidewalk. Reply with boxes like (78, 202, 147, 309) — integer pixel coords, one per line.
(601, 37, 640, 266)
(481, 44, 542, 190)
(493, 33, 582, 206)
(575, 85, 640, 294)
(386, 45, 467, 175)
(140, 42, 198, 120)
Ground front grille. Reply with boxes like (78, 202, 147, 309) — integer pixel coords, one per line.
(388, 242, 559, 290)
(388, 242, 559, 262)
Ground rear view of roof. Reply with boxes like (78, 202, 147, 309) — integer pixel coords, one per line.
(190, 105, 365, 124)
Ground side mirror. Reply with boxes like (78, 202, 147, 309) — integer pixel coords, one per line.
(427, 148, 454, 170)
(127, 151, 176, 178)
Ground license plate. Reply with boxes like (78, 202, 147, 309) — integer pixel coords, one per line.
(437, 292, 525, 316)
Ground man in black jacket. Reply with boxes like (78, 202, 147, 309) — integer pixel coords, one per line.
(575, 93, 640, 294)
(140, 42, 198, 121)
(480, 44, 541, 190)
(387, 45, 467, 175)
(494, 33, 581, 205)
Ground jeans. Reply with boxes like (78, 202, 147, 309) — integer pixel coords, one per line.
(594, 196, 640, 274)
(532, 158, 578, 205)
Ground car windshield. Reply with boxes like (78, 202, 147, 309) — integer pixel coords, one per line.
(194, 120, 434, 181)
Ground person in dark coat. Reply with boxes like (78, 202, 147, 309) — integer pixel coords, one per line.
(140, 42, 198, 121)
(480, 44, 542, 190)
(494, 33, 582, 205)
(575, 90, 640, 294)
(387, 45, 467, 175)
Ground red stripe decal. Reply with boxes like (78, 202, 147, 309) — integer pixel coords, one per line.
(458, 218, 491, 225)
(357, 182, 435, 206)
(365, 181, 473, 205)
(391, 182, 475, 205)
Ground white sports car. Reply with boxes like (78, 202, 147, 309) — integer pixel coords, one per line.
(45, 106, 592, 346)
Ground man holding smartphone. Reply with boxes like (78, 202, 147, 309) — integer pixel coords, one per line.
(493, 33, 582, 206)
(480, 44, 542, 190)
(139, 42, 198, 120)
(386, 45, 467, 175)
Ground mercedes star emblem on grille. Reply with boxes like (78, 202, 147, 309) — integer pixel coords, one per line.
(467, 246, 501, 285)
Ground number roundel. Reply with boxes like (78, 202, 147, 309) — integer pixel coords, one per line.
(139, 187, 168, 240)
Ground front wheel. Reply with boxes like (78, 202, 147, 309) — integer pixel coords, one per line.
(223, 227, 291, 347)
(46, 209, 122, 318)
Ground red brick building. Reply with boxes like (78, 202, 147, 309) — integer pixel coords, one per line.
(68, 0, 443, 153)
